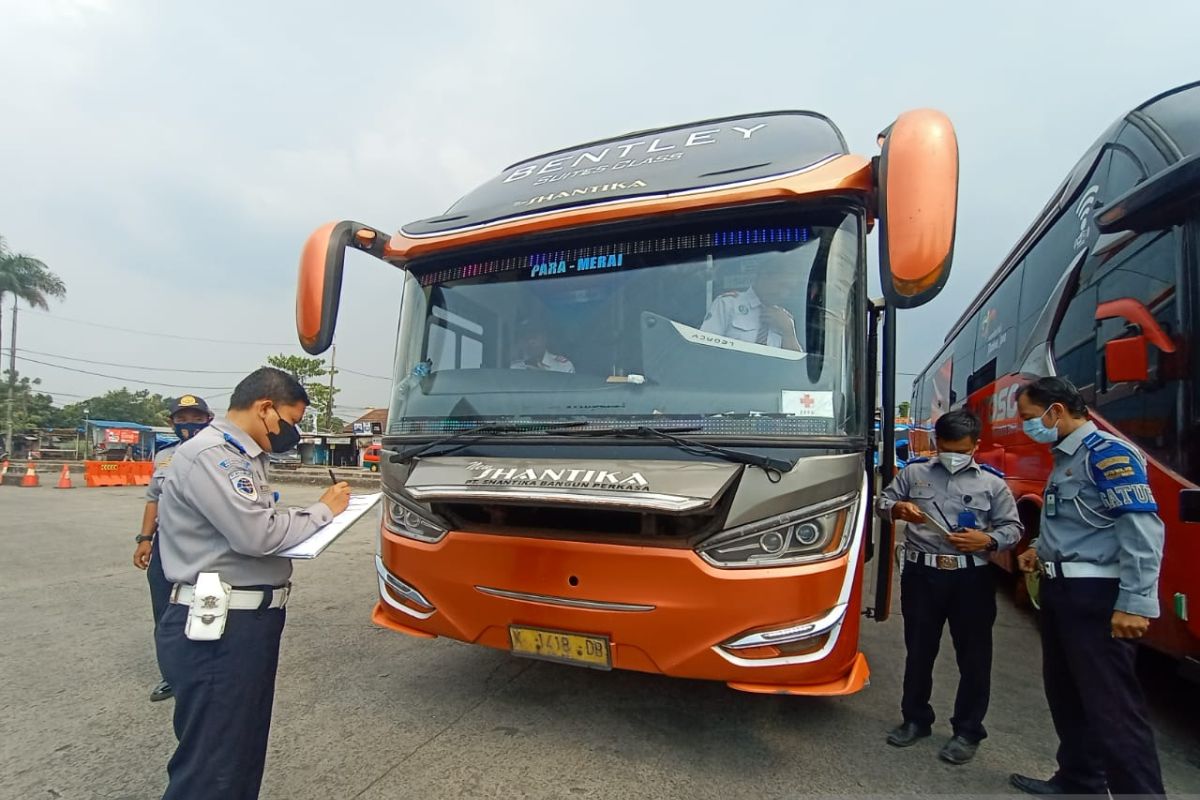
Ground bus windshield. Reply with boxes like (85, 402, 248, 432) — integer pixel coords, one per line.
(389, 209, 864, 438)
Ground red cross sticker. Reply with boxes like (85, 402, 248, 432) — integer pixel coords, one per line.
(800, 394, 815, 408)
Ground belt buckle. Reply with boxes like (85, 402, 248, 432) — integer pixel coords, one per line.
(1039, 562, 1055, 579)
(936, 554, 958, 570)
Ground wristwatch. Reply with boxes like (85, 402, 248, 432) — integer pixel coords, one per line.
(985, 537, 999, 552)
(135, 534, 155, 543)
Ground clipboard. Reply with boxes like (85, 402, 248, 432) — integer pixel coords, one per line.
(279, 492, 383, 559)
(922, 513, 955, 537)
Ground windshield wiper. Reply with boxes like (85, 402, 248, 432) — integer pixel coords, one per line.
(392, 421, 587, 463)
(559, 425, 795, 478)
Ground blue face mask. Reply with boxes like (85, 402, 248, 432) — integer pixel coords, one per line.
(174, 421, 209, 441)
(1022, 408, 1061, 444)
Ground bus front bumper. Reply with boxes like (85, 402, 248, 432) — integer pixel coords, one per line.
(372, 525, 870, 696)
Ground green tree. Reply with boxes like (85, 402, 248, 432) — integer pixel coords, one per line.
(897, 401, 911, 419)
(2, 371, 57, 431)
(56, 388, 170, 428)
(2, 236, 67, 453)
(266, 353, 339, 431)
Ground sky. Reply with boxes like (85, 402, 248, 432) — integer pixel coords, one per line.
(1, 0, 1197, 419)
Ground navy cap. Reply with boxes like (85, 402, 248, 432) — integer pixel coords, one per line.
(170, 394, 212, 417)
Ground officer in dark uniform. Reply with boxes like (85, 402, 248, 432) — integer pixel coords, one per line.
(155, 368, 350, 800)
(876, 408, 1022, 764)
(132, 394, 213, 701)
(1010, 377, 1165, 798)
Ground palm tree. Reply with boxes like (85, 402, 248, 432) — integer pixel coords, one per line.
(1, 236, 67, 453)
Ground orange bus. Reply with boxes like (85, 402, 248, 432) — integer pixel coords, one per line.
(296, 108, 960, 695)
(909, 82, 1200, 679)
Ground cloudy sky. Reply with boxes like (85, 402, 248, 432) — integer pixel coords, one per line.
(1, 0, 1196, 419)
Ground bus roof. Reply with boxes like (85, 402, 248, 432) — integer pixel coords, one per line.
(932, 80, 1200, 366)
(401, 111, 848, 238)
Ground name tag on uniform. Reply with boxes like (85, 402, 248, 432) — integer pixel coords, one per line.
(1045, 485, 1058, 518)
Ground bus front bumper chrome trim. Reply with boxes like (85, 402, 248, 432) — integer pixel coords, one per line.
(375, 555, 437, 620)
(475, 585, 656, 612)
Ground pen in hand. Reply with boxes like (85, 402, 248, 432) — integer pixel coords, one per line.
(328, 468, 338, 484)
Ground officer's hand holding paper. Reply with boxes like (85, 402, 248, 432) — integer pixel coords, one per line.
(279, 491, 382, 559)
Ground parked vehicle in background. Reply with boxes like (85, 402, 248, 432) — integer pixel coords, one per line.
(363, 443, 381, 472)
(268, 449, 302, 470)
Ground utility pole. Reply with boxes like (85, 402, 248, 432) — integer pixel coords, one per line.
(5, 298, 16, 457)
(326, 342, 336, 432)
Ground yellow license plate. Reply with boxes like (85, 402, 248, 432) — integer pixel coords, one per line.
(508, 625, 611, 670)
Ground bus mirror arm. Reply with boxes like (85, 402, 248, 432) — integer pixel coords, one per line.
(296, 220, 392, 355)
(1096, 298, 1176, 385)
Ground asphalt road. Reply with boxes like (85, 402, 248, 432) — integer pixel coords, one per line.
(1, 484, 1197, 799)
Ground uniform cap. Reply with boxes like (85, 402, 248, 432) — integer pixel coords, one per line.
(170, 394, 212, 417)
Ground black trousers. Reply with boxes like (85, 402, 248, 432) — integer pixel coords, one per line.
(1039, 576, 1164, 797)
(155, 600, 287, 800)
(900, 560, 996, 742)
(146, 538, 173, 681)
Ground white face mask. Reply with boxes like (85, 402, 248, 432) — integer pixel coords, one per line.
(938, 452, 974, 473)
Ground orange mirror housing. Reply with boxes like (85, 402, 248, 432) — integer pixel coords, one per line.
(296, 220, 390, 355)
(876, 109, 959, 309)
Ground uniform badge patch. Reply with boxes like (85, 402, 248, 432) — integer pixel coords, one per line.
(228, 469, 259, 501)
(218, 458, 251, 472)
(737, 305, 748, 314)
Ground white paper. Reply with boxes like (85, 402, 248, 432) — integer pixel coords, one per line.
(279, 493, 383, 559)
(780, 390, 834, 417)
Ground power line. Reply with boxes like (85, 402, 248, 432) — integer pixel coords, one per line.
(336, 366, 391, 381)
(14, 356, 235, 391)
(17, 346, 391, 382)
(17, 348, 250, 374)
(24, 310, 305, 347)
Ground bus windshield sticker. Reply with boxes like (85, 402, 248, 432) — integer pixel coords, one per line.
(781, 390, 834, 417)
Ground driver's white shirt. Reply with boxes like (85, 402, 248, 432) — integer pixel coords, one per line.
(510, 352, 575, 373)
(701, 287, 787, 348)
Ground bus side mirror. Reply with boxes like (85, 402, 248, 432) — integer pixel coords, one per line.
(875, 109, 959, 309)
(296, 221, 391, 355)
(1095, 297, 1176, 385)
(1104, 335, 1149, 383)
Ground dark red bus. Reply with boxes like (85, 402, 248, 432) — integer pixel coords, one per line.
(909, 81, 1200, 678)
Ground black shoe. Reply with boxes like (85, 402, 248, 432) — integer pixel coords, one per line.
(149, 680, 174, 702)
(938, 735, 978, 765)
(1009, 774, 1064, 795)
(886, 721, 932, 747)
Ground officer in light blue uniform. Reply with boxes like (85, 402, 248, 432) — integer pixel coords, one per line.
(155, 369, 350, 800)
(133, 394, 213, 702)
(876, 408, 1022, 765)
(1010, 376, 1165, 798)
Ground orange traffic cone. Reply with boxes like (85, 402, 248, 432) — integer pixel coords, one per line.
(20, 461, 39, 487)
(55, 464, 74, 489)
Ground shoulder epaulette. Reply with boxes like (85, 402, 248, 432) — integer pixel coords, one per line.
(979, 462, 1005, 478)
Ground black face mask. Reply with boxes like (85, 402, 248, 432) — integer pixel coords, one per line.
(267, 414, 301, 454)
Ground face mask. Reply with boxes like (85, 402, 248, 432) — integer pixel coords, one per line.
(938, 452, 974, 473)
(266, 410, 302, 454)
(1022, 407, 1061, 444)
(173, 421, 209, 441)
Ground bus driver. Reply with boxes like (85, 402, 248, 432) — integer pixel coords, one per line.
(700, 260, 805, 353)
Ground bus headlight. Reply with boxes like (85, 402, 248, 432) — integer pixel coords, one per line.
(697, 493, 857, 568)
(383, 492, 447, 544)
